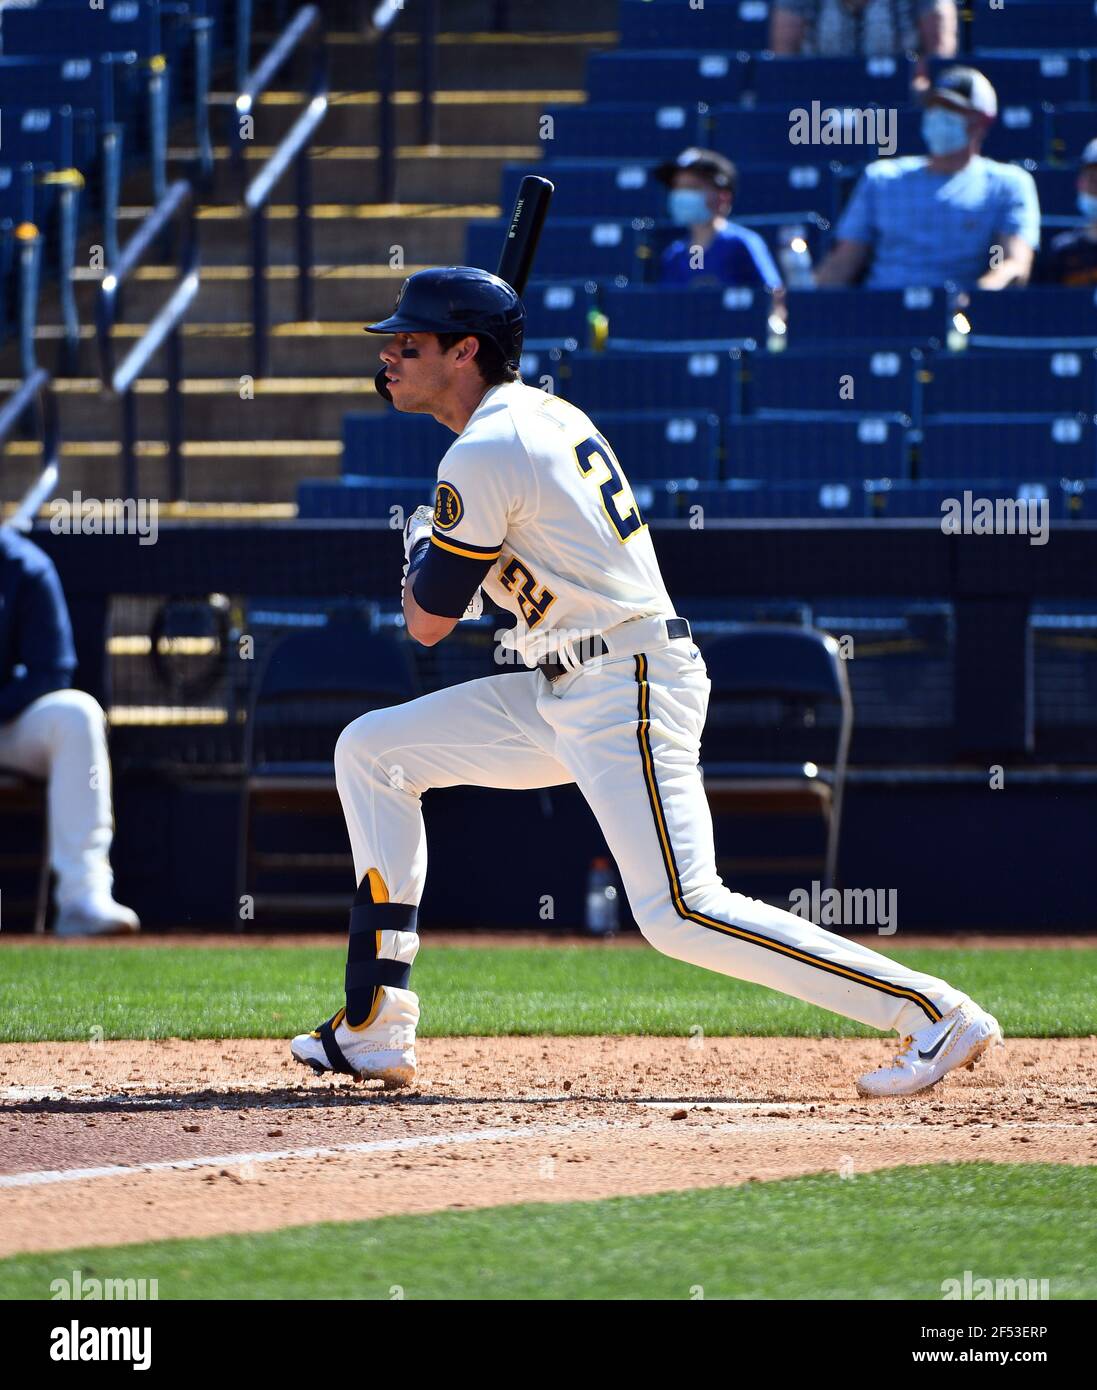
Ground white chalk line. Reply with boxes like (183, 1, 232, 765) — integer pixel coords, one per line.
(0, 1118, 622, 1191)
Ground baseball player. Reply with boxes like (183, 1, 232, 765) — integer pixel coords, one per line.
(292, 266, 1002, 1098)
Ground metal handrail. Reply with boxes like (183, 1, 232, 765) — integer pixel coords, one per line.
(372, 0, 439, 203)
(231, 5, 329, 377)
(96, 179, 200, 501)
(0, 368, 59, 533)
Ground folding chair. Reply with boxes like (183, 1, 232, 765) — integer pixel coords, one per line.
(700, 625, 852, 892)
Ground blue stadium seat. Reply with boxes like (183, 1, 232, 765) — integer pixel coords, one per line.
(466, 217, 645, 281)
(928, 53, 1091, 108)
(559, 348, 740, 415)
(0, 56, 123, 126)
(867, 477, 1061, 520)
(648, 479, 864, 518)
(619, 0, 772, 51)
(786, 288, 947, 347)
(297, 476, 436, 520)
(752, 55, 914, 109)
(342, 413, 453, 477)
(980, 104, 1051, 164)
(602, 284, 772, 348)
(523, 279, 599, 348)
(746, 347, 917, 417)
(499, 161, 665, 220)
(0, 108, 75, 172)
(918, 417, 1095, 480)
(596, 410, 722, 480)
(727, 415, 909, 482)
(544, 103, 705, 159)
(1058, 478, 1097, 518)
(499, 160, 837, 223)
(1049, 106, 1097, 163)
(586, 50, 750, 104)
(2, 0, 161, 58)
(961, 288, 1097, 345)
(921, 350, 1097, 416)
(1031, 163, 1088, 217)
(969, 0, 1097, 51)
(730, 163, 840, 219)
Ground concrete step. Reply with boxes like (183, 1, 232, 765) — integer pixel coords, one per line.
(0, 375, 383, 443)
(157, 143, 536, 205)
(0, 440, 344, 505)
(68, 263, 420, 325)
(114, 200, 495, 267)
(206, 88, 584, 147)
(14, 322, 400, 378)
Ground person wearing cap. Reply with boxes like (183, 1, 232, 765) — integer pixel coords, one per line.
(815, 66, 1039, 290)
(770, 0, 957, 58)
(656, 148, 784, 292)
(1041, 138, 1097, 286)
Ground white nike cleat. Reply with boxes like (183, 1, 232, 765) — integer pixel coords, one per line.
(291, 986, 419, 1090)
(856, 1000, 1003, 1098)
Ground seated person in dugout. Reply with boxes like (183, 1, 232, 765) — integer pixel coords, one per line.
(0, 525, 139, 936)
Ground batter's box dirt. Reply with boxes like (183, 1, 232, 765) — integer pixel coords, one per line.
(0, 1037, 1093, 1256)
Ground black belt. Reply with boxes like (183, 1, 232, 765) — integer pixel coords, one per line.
(538, 617, 692, 683)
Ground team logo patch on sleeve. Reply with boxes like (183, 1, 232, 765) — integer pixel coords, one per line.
(434, 482, 464, 531)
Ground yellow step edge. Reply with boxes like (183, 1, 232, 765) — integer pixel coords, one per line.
(168, 144, 541, 160)
(3, 440, 343, 458)
(0, 378, 373, 394)
(208, 89, 586, 106)
(118, 202, 501, 221)
(73, 263, 431, 281)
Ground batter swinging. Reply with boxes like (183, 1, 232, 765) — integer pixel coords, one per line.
(292, 266, 1002, 1098)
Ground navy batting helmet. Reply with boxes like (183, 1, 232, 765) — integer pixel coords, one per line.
(365, 266, 525, 369)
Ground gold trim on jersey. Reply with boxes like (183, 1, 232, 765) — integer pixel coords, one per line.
(430, 533, 503, 561)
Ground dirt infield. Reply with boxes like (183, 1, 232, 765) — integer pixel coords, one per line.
(1, 1035, 1094, 1258)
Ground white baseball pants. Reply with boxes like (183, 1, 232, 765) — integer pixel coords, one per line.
(0, 689, 117, 909)
(334, 619, 966, 1035)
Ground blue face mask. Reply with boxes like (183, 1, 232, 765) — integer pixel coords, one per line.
(668, 188, 712, 226)
(921, 107, 970, 157)
(1078, 191, 1097, 222)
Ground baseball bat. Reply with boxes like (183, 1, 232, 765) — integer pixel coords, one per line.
(495, 174, 554, 296)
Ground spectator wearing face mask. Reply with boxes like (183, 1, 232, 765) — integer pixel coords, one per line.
(1041, 138, 1097, 286)
(770, 0, 957, 59)
(655, 148, 784, 291)
(814, 67, 1039, 290)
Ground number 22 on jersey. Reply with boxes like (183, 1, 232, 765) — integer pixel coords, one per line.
(573, 432, 645, 543)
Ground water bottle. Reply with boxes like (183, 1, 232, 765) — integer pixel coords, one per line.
(585, 856, 619, 937)
(777, 226, 814, 289)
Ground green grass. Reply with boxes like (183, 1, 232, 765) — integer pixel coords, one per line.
(0, 943, 1091, 1042)
(1, 1164, 1090, 1300)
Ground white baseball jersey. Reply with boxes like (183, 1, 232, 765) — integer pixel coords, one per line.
(429, 381, 675, 665)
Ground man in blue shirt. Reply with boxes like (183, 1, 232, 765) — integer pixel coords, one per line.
(656, 148, 784, 290)
(815, 67, 1039, 289)
(0, 526, 139, 935)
